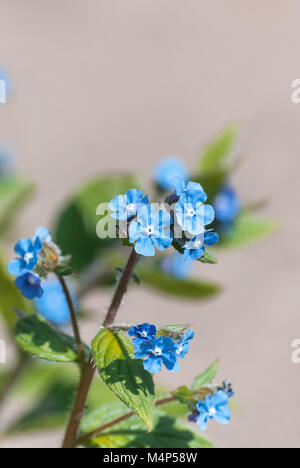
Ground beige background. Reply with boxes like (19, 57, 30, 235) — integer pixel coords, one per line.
(0, 0, 300, 448)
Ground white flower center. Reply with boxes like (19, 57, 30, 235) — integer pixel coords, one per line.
(126, 203, 136, 216)
(187, 208, 195, 217)
(176, 346, 183, 355)
(209, 407, 216, 417)
(153, 347, 162, 356)
(141, 331, 147, 338)
(24, 252, 34, 263)
(191, 240, 202, 249)
(146, 225, 155, 235)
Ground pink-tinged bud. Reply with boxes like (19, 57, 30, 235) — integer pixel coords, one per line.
(40, 241, 61, 271)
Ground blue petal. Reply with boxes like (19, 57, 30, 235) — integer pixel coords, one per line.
(214, 406, 231, 425)
(34, 226, 52, 243)
(135, 238, 155, 256)
(14, 238, 32, 257)
(210, 390, 229, 407)
(161, 351, 177, 371)
(33, 236, 43, 252)
(128, 219, 141, 243)
(197, 413, 208, 431)
(152, 236, 173, 251)
(143, 355, 162, 373)
(125, 189, 143, 204)
(128, 325, 138, 337)
(8, 258, 25, 275)
(204, 231, 219, 246)
(203, 204, 215, 225)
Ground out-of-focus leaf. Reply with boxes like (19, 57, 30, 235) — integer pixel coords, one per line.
(199, 124, 237, 174)
(220, 212, 277, 248)
(138, 267, 221, 300)
(194, 167, 230, 202)
(92, 329, 155, 430)
(0, 251, 33, 330)
(0, 176, 35, 233)
(191, 361, 219, 391)
(54, 174, 140, 271)
(81, 407, 214, 448)
(14, 314, 89, 363)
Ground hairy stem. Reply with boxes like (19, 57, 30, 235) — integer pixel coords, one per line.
(62, 248, 140, 448)
(75, 396, 176, 447)
(57, 275, 85, 366)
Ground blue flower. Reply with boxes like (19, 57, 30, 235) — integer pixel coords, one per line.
(8, 237, 43, 276)
(34, 226, 52, 243)
(153, 158, 188, 191)
(183, 231, 219, 261)
(128, 323, 156, 346)
(175, 189, 215, 237)
(0, 69, 11, 102)
(35, 278, 76, 324)
(171, 329, 194, 372)
(161, 252, 193, 280)
(175, 329, 194, 359)
(15, 271, 44, 300)
(134, 336, 178, 374)
(129, 205, 173, 256)
(213, 185, 241, 223)
(109, 189, 149, 221)
(196, 390, 231, 430)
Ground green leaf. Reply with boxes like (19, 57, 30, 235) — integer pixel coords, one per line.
(191, 361, 219, 391)
(81, 407, 214, 448)
(0, 176, 35, 234)
(138, 267, 221, 300)
(198, 250, 218, 264)
(193, 167, 230, 202)
(54, 174, 140, 271)
(0, 251, 33, 331)
(92, 329, 155, 430)
(172, 386, 194, 404)
(199, 124, 237, 174)
(14, 314, 88, 363)
(221, 212, 277, 248)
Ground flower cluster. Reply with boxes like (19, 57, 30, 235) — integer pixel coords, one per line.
(128, 323, 194, 374)
(109, 170, 219, 261)
(7, 227, 62, 299)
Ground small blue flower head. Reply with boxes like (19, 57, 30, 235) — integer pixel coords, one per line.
(8, 237, 43, 276)
(15, 271, 44, 300)
(172, 179, 206, 198)
(175, 329, 194, 359)
(35, 278, 76, 325)
(161, 252, 193, 280)
(213, 185, 241, 223)
(128, 323, 156, 346)
(129, 204, 173, 256)
(183, 231, 219, 261)
(153, 158, 189, 191)
(134, 336, 178, 374)
(196, 390, 231, 431)
(171, 329, 194, 372)
(109, 189, 149, 221)
(175, 188, 215, 237)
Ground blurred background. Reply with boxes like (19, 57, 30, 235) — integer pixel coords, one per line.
(0, 0, 299, 448)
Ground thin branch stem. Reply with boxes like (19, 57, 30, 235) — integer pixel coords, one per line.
(57, 274, 85, 366)
(62, 248, 140, 448)
(103, 249, 140, 327)
(75, 396, 176, 447)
